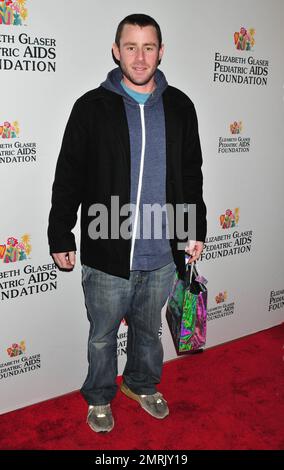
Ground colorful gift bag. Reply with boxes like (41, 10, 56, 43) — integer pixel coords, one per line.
(166, 256, 208, 354)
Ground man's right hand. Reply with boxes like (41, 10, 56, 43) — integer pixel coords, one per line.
(52, 251, 76, 270)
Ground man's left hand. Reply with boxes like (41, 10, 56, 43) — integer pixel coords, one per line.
(185, 240, 204, 263)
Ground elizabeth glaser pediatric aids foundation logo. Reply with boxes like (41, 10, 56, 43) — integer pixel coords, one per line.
(201, 206, 254, 261)
(218, 121, 251, 154)
(0, 0, 27, 25)
(230, 121, 242, 134)
(207, 291, 235, 322)
(215, 291, 228, 304)
(0, 234, 31, 263)
(214, 26, 269, 86)
(7, 340, 26, 357)
(0, 120, 38, 164)
(220, 208, 239, 229)
(0, 341, 41, 381)
(0, 121, 19, 138)
(234, 27, 255, 51)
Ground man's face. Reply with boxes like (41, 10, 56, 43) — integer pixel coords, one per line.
(113, 24, 164, 89)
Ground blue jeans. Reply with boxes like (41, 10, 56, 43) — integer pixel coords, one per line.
(80, 261, 176, 405)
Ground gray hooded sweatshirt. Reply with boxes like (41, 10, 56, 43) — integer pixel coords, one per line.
(101, 67, 173, 271)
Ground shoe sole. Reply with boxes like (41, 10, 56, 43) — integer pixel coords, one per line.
(120, 383, 169, 419)
(87, 410, 114, 433)
(87, 420, 114, 433)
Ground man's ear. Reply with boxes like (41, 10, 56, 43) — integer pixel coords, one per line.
(112, 42, 120, 62)
(158, 43, 164, 65)
(159, 43, 165, 61)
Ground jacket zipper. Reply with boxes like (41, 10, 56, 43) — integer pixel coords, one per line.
(129, 104, 146, 271)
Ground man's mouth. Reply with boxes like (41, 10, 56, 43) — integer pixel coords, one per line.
(133, 66, 147, 72)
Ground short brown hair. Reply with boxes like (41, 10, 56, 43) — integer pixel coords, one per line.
(115, 13, 162, 48)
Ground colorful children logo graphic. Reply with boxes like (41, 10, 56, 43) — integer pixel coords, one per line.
(0, 121, 19, 139)
(220, 208, 239, 229)
(0, 0, 28, 25)
(215, 291, 228, 304)
(234, 27, 255, 51)
(7, 341, 26, 357)
(0, 234, 31, 263)
(230, 121, 242, 134)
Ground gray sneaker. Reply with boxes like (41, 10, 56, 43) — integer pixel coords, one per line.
(86, 404, 114, 433)
(121, 382, 169, 419)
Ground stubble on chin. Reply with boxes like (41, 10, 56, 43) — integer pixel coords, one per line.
(119, 60, 159, 88)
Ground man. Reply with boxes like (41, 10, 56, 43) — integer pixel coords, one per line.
(48, 14, 206, 433)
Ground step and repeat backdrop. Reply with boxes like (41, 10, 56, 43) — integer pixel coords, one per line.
(1, 0, 283, 414)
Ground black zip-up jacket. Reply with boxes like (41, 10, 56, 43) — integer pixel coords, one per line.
(48, 84, 207, 280)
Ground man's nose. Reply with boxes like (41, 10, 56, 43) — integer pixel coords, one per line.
(136, 48, 145, 61)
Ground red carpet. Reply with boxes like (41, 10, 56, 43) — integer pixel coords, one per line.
(0, 324, 283, 450)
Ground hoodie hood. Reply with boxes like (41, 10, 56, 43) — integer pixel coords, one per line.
(101, 67, 168, 106)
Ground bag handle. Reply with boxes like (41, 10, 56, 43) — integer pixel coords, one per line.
(185, 254, 195, 284)
(185, 254, 207, 287)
